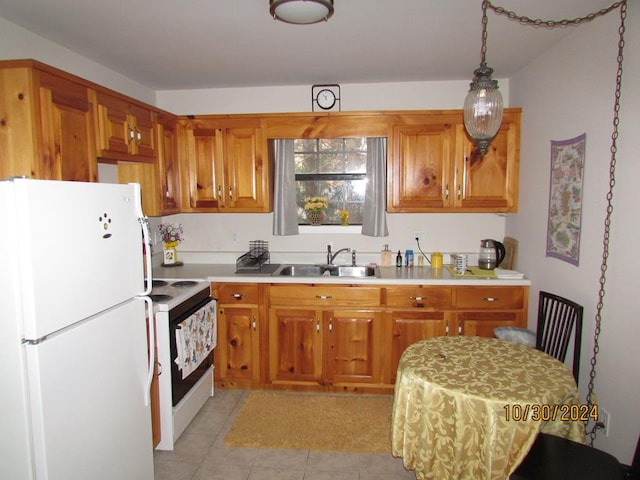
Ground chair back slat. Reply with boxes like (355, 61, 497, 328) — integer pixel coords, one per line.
(535, 291, 584, 381)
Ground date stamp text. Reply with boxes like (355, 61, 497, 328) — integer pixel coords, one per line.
(504, 403, 598, 422)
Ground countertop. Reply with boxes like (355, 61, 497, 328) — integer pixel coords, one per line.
(153, 263, 531, 286)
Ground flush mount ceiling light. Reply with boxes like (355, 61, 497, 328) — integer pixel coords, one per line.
(463, 0, 503, 157)
(270, 0, 334, 25)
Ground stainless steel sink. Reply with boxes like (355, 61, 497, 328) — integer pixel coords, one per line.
(334, 265, 378, 278)
(273, 264, 379, 278)
(274, 264, 326, 277)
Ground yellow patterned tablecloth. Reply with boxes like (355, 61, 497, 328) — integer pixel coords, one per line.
(391, 336, 585, 480)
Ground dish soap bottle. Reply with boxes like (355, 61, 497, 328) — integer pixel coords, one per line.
(381, 244, 393, 267)
(396, 250, 403, 267)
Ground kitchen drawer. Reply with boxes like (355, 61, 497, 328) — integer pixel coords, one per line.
(215, 283, 259, 304)
(454, 286, 525, 309)
(268, 285, 380, 307)
(384, 286, 452, 309)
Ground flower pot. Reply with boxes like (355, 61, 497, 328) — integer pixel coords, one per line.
(163, 240, 179, 265)
(307, 210, 325, 226)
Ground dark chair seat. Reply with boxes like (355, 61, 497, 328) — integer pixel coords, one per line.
(511, 433, 624, 480)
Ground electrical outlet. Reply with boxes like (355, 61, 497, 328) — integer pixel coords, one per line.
(414, 231, 427, 243)
(598, 408, 611, 437)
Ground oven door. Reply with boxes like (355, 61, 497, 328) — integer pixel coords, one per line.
(169, 297, 216, 406)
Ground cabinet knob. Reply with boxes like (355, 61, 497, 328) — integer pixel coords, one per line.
(252, 316, 257, 331)
(481, 297, 499, 302)
(316, 318, 320, 333)
(232, 293, 244, 300)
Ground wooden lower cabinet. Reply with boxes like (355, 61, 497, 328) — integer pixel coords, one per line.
(213, 283, 263, 388)
(268, 285, 385, 392)
(216, 282, 528, 392)
(386, 310, 449, 384)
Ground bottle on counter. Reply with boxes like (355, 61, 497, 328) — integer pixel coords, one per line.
(405, 249, 414, 268)
(396, 250, 403, 267)
(381, 244, 393, 267)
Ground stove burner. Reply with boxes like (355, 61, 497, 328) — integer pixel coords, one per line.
(171, 281, 198, 288)
(150, 294, 173, 302)
(145, 279, 168, 289)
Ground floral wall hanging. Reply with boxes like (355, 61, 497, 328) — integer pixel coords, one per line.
(545, 133, 586, 266)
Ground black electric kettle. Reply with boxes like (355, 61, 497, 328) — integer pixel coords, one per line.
(479, 239, 506, 270)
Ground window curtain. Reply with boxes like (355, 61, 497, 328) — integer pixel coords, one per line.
(272, 139, 299, 236)
(361, 137, 389, 237)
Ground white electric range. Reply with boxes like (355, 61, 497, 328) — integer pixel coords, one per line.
(150, 278, 216, 451)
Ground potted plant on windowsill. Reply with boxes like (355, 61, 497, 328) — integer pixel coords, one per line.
(304, 196, 328, 225)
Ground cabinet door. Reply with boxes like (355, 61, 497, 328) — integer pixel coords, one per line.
(96, 92, 156, 162)
(156, 118, 180, 214)
(181, 126, 225, 210)
(324, 309, 382, 385)
(388, 123, 453, 212)
(387, 310, 448, 384)
(39, 72, 97, 182)
(269, 308, 323, 385)
(224, 126, 268, 211)
(217, 305, 260, 383)
(453, 311, 524, 338)
(453, 112, 520, 212)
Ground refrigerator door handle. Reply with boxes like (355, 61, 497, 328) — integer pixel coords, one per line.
(131, 182, 153, 296)
(141, 295, 155, 407)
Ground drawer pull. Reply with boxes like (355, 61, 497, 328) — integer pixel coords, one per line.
(410, 296, 426, 301)
(232, 293, 244, 300)
(481, 296, 499, 302)
(315, 295, 333, 299)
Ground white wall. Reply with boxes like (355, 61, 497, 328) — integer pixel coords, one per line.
(509, 2, 639, 462)
(0, 17, 155, 104)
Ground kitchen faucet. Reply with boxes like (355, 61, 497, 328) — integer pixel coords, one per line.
(326, 245, 351, 265)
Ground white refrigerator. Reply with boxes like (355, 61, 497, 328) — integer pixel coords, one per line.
(0, 178, 155, 480)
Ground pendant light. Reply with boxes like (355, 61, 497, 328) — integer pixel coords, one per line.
(463, 0, 503, 156)
(270, 0, 334, 25)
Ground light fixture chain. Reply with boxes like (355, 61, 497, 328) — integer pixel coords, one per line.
(480, 0, 489, 65)
(486, 1, 624, 28)
(586, 0, 626, 447)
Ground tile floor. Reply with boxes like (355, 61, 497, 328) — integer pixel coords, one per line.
(153, 389, 416, 480)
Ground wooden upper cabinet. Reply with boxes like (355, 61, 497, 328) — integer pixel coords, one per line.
(179, 117, 271, 212)
(117, 112, 180, 216)
(0, 61, 97, 182)
(388, 122, 453, 211)
(387, 109, 520, 213)
(453, 110, 520, 211)
(95, 91, 156, 162)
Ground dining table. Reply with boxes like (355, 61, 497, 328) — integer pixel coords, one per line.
(391, 336, 586, 480)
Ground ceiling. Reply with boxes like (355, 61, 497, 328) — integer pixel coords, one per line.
(0, 0, 618, 91)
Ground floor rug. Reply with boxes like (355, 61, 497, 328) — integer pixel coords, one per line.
(223, 392, 393, 452)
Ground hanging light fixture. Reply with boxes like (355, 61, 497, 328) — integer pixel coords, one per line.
(463, 0, 503, 156)
(270, 0, 334, 25)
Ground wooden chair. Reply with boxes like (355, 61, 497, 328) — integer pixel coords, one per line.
(494, 291, 583, 381)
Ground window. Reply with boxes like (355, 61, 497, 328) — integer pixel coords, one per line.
(295, 138, 367, 224)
